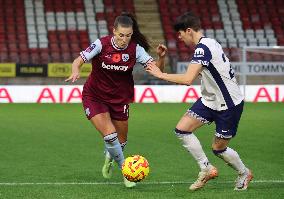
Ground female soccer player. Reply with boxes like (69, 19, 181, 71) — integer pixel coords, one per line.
(146, 12, 253, 191)
(65, 13, 166, 187)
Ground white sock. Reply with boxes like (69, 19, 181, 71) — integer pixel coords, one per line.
(214, 147, 246, 174)
(176, 131, 210, 170)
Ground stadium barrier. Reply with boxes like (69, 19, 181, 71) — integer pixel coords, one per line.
(0, 63, 92, 77)
(16, 64, 48, 77)
(48, 63, 92, 77)
(177, 62, 284, 75)
(0, 85, 283, 103)
(0, 63, 16, 77)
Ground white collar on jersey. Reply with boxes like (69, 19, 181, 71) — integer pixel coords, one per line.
(111, 36, 129, 51)
(198, 36, 206, 43)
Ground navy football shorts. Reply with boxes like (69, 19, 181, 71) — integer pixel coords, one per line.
(187, 98, 244, 139)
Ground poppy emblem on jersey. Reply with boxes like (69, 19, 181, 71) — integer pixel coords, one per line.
(112, 54, 121, 62)
(194, 48, 205, 58)
(122, 54, 129, 62)
(85, 43, 96, 53)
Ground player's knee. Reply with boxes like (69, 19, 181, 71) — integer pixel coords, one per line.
(212, 135, 230, 150)
(174, 128, 192, 137)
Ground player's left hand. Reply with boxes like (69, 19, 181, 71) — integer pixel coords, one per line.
(156, 44, 167, 58)
(146, 62, 163, 79)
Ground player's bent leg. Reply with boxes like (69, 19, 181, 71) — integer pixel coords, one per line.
(212, 137, 253, 190)
(112, 119, 136, 187)
(175, 115, 217, 191)
(175, 128, 213, 171)
(103, 132, 134, 187)
(102, 141, 128, 179)
(90, 113, 125, 179)
(103, 132, 125, 168)
(102, 120, 128, 180)
(102, 142, 128, 179)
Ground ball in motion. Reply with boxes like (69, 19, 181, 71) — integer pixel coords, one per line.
(122, 155, 150, 182)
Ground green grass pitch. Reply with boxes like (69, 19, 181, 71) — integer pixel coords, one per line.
(0, 103, 283, 198)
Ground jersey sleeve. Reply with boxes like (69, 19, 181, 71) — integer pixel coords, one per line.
(136, 44, 154, 67)
(191, 43, 212, 67)
(80, 39, 102, 63)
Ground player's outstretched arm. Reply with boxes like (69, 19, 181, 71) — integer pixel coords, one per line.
(146, 62, 202, 85)
(155, 44, 167, 72)
(65, 56, 84, 83)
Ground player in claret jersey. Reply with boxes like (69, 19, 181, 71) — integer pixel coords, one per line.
(66, 13, 166, 188)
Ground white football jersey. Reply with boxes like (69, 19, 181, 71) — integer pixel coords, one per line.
(191, 37, 244, 111)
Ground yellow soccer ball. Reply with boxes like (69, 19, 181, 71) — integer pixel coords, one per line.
(122, 155, 150, 182)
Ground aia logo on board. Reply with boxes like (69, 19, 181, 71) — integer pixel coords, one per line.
(112, 54, 121, 62)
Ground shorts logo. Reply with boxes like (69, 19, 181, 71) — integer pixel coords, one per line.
(123, 104, 129, 117)
(85, 108, 90, 117)
(122, 54, 129, 62)
(215, 132, 232, 139)
(85, 43, 96, 53)
(112, 53, 121, 62)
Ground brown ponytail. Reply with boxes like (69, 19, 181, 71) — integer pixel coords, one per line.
(114, 12, 151, 52)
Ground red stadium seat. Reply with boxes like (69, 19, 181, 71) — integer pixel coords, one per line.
(236, 0, 284, 47)
(158, 0, 225, 61)
(1, 0, 282, 66)
(0, 51, 9, 62)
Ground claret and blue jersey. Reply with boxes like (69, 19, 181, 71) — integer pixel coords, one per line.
(80, 35, 153, 104)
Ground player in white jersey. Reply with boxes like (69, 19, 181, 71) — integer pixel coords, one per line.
(147, 12, 253, 191)
(191, 37, 244, 111)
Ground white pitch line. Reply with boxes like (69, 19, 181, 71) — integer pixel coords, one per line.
(0, 180, 283, 186)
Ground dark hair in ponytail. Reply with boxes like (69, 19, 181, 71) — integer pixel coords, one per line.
(114, 12, 150, 52)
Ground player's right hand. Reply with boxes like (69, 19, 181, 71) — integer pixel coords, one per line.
(65, 56, 84, 83)
(65, 72, 80, 83)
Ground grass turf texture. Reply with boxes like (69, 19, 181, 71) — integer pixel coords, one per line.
(0, 103, 283, 198)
